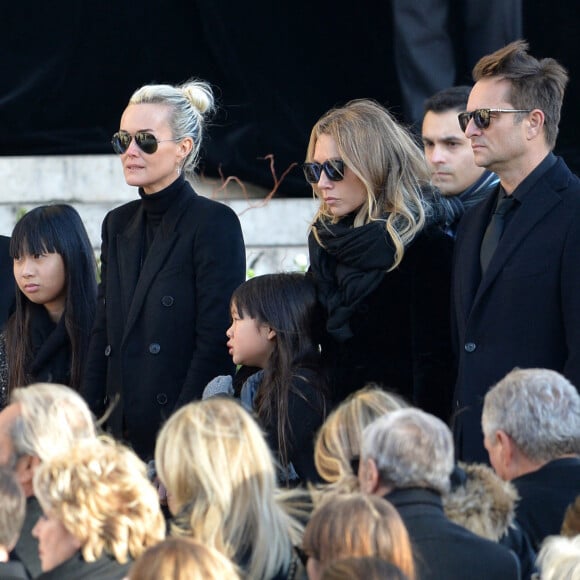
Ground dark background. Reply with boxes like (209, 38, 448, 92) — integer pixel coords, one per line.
(2, 2, 578, 196)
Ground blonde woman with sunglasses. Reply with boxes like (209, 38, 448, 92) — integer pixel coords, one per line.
(82, 79, 246, 461)
(305, 99, 455, 421)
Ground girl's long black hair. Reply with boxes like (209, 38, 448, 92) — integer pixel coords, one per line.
(6, 205, 97, 394)
(231, 272, 325, 473)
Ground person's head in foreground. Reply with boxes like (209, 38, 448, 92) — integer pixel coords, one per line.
(302, 492, 415, 580)
(128, 537, 240, 580)
(32, 437, 165, 574)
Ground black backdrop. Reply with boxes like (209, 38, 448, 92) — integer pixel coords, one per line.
(2, 1, 579, 196)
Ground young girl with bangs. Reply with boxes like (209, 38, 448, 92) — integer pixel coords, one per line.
(204, 272, 328, 484)
(0, 205, 97, 407)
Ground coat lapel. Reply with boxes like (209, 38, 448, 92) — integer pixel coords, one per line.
(472, 173, 563, 307)
(122, 191, 194, 340)
(456, 192, 496, 321)
(116, 208, 145, 323)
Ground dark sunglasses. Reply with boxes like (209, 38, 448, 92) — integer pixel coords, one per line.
(457, 108, 533, 132)
(111, 130, 180, 155)
(302, 158, 345, 184)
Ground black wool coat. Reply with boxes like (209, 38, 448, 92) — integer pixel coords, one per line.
(387, 487, 520, 580)
(452, 157, 580, 462)
(313, 226, 456, 422)
(0, 235, 14, 330)
(83, 179, 246, 459)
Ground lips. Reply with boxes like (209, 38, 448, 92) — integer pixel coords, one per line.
(23, 283, 39, 292)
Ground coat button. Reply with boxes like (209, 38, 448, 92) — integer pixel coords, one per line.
(148, 343, 161, 355)
(104, 345, 112, 356)
(464, 342, 477, 353)
(156, 393, 168, 405)
(161, 296, 174, 307)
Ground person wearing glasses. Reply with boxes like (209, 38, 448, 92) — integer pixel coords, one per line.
(304, 99, 455, 422)
(451, 40, 580, 464)
(422, 86, 500, 237)
(82, 79, 246, 461)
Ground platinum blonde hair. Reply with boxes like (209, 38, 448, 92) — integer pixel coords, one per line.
(33, 436, 165, 564)
(361, 408, 454, 494)
(129, 78, 215, 175)
(10, 383, 96, 463)
(537, 534, 580, 580)
(314, 386, 407, 492)
(155, 398, 303, 580)
(482, 368, 580, 463)
(307, 99, 432, 269)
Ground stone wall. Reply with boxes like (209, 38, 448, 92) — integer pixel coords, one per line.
(0, 155, 317, 276)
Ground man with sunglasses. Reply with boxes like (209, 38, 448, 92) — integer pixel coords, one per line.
(422, 86, 499, 237)
(451, 40, 580, 464)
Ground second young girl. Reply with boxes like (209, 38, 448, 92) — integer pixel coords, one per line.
(205, 272, 328, 484)
(0, 205, 97, 407)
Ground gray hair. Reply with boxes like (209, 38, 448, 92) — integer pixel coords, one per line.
(361, 408, 454, 494)
(129, 79, 215, 175)
(0, 465, 25, 548)
(482, 368, 580, 463)
(11, 383, 97, 463)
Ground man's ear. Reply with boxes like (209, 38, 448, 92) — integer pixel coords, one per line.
(359, 457, 380, 494)
(526, 109, 545, 140)
(495, 429, 516, 474)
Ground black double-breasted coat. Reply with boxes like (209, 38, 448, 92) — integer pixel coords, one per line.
(452, 156, 580, 462)
(83, 178, 246, 458)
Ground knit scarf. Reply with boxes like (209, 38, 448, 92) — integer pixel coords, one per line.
(309, 215, 395, 342)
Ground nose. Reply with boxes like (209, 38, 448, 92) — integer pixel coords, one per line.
(32, 517, 42, 538)
(226, 323, 233, 338)
(430, 144, 446, 164)
(464, 117, 481, 139)
(18, 257, 34, 277)
(317, 170, 333, 189)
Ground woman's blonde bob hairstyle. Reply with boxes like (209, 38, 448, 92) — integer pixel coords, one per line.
(155, 398, 303, 580)
(314, 385, 408, 491)
(32, 436, 165, 565)
(128, 538, 240, 580)
(303, 492, 415, 580)
(307, 98, 432, 269)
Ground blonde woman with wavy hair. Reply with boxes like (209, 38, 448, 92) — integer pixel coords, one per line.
(302, 492, 415, 580)
(314, 385, 407, 493)
(31, 437, 165, 579)
(155, 398, 305, 580)
(305, 98, 455, 419)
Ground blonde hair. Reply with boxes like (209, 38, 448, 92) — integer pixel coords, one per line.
(536, 535, 580, 580)
(33, 437, 165, 564)
(307, 99, 431, 269)
(128, 538, 240, 580)
(303, 492, 415, 580)
(155, 398, 303, 579)
(314, 386, 407, 492)
(129, 78, 215, 174)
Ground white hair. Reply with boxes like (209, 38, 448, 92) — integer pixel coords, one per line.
(361, 408, 454, 494)
(482, 368, 580, 463)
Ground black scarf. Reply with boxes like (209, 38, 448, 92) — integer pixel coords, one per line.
(309, 215, 395, 342)
(29, 304, 71, 385)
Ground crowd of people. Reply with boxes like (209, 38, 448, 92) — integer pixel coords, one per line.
(0, 39, 579, 578)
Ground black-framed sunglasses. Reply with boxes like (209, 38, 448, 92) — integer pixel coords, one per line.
(302, 158, 345, 184)
(457, 108, 533, 132)
(111, 130, 181, 155)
